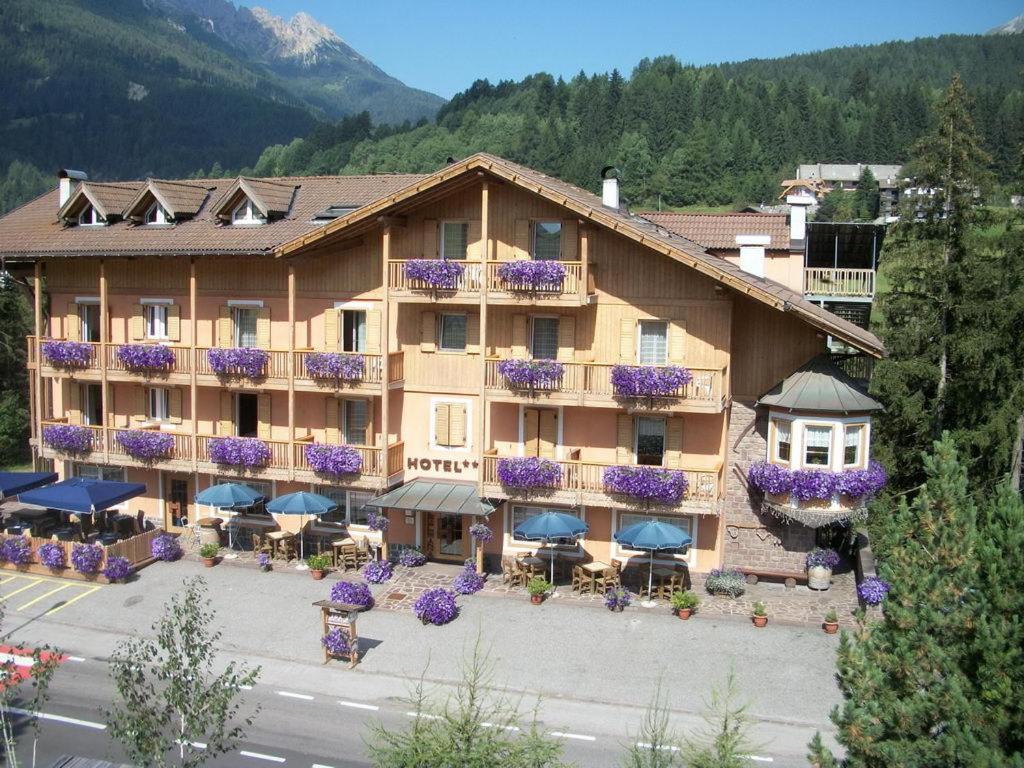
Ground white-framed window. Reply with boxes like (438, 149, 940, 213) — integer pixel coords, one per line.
(531, 317, 559, 360)
(78, 302, 100, 343)
(438, 313, 467, 352)
(772, 418, 792, 464)
(315, 487, 373, 525)
(342, 399, 369, 446)
(73, 463, 126, 482)
(145, 304, 168, 339)
(231, 198, 265, 226)
(635, 416, 666, 466)
(233, 307, 258, 348)
(440, 221, 469, 260)
(342, 310, 367, 353)
(804, 425, 833, 467)
(77, 205, 104, 226)
(637, 320, 668, 365)
(511, 505, 582, 545)
(616, 512, 694, 565)
(144, 201, 170, 225)
(532, 221, 562, 261)
(844, 424, 864, 467)
(148, 387, 169, 421)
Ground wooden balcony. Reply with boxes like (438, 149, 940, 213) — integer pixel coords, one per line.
(483, 359, 728, 413)
(38, 419, 106, 462)
(194, 347, 290, 388)
(803, 268, 875, 299)
(292, 350, 384, 395)
(35, 339, 102, 378)
(481, 450, 723, 513)
(484, 261, 593, 306)
(105, 343, 192, 384)
(387, 259, 484, 303)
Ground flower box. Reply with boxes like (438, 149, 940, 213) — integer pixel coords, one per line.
(115, 430, 174, 461)
(748, 461, 887, 507)
(208, 437, 271, 468)
(495, 457, 563, 490)
(496, 359, 565, 390)
(116, 344, 176, 372)
(602, 465, 688, 504)
(304, 352, 364, 382)
(790, 470, 838, 503)
(207, 347, 268, 378)
(42, 424, 93, 454)
(41, 340, 93, 368)
(304, 443, 362, 476)
(610, 365, 693, 398)
(496, 260, 567, 290)
(403, 259, 465, 289)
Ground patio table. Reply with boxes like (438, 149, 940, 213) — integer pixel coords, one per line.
(267, 530, 295, 561)
(229, 514, 278, 550)
(581, 561, 610, 593)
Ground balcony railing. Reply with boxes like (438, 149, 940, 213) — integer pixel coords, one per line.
(107, 428, 193, 462)
(293, 350, 383, 389)
(485, 261, 585, 301)
(804, 268, 875, 298)
(387, 259, 484, 294)
(194, 348, 290, 380)
(105, 343, 192, 376)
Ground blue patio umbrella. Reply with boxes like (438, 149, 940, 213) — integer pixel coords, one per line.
(514, 511, 589, 584)
(18, 478, 146, 515)
(613, 520, 693, 601)
(195, 482, 266, 509)
(266, 492, 338, 559)
(0, 471, 58, 500)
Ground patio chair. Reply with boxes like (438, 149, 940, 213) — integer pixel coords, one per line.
(500, 555, 516, 585)
(251, 533, 271, 559)
(338, 543, 359, 571)
(275, 535, 296, 562)
(594, 567, 619, 595)
(571, 565, 589, 594)
(355, 538, 371, 566)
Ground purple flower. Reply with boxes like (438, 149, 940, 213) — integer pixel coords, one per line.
(413, 587, 459, 625)
(604, 586, 631, 611)
(41, 340, 93, 368)
(207, 348, 268, 378)
(496, 457, 563, 489)
(404, 259, 465, 289)
(115, 430, 174, 461)
(1, 537, 33, 565)
(305, 444, 362, 476)
(496, 359, 565, 390)
(151, 534, 182, 561)
(747, 462, 794, 495)
(257, 552, 271, 569)
(38, 542, 66, 569)
(305, 353, 364, 381)
(791, 470, 838, 502)
(469, 522, 493, 542)
(806, 548, 841, 570)
(835, 461, 887, 500)
(496, 260, 567, 290)
(330, 579, 374, 608)
(610, 365, 693, 398)
(102, 555, 133, 581)
(322, 628, 351, 656)
(116, 344, 176, 371)
(209, 437, 271, 468)
(70, 543, 103, 574)
(398, 548, 427, 567)
(857, 577, 890, 606)
(367, 510, 389, 532)
(362, 559, 393, 584)
(603, 465, 688, 504)
(42, 425, 93, 454)
(452, 559, 485, 594)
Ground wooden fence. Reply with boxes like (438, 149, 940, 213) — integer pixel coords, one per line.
(0, 527, 165, 583)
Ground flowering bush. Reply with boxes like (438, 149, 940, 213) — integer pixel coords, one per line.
(209, 437, 271, 468)
(116, 344, 175, 371)
(704, 568, 746, 598)
(496, 260, 567, 289)
(37, 542, 66, 570)
(605, 586, 632, 611)
(496, 359, 565, 389)
(330, 579, 374, 608)
(71, 543, 104, 574)
(495, 457, 563, 489)
(42, 424, 93, 454)
(747, 462, 794, 495)
(115, 430, 174, 461)
(603, 465, 688, 504)
(806, 547, 841, 570)
(468, 522, 493, 542)
(102, 555, 133, 581)
(367, 510, 389, 532)
(257, 552, 271, 569)
(404, 259, 465, 289)
(452, 560, 485, 595)
(151, 534, 182, 561)
(413, 587, 459, 625)
(362, 559, 393, 584)
(791, 470, 838, 502)
(398, 548, 427, 567)
(207, 347, 268, 378)
(1, 537, 33, 565)
(835, 461, 888, 500)
(304, 352, 364, 381)
(857, 576, 890, 606)
(305, 443, 362, 476)
(41, 340, 93, 368)
(610, 365, 693, 398)
(322, 628, 351, 657)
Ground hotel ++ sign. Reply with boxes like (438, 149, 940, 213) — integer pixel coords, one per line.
(407, 457, 480, 474)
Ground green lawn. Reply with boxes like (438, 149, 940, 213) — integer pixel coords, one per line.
(0, 461, 33, 472)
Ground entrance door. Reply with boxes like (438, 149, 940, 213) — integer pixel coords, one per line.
(523, 407, 557, 458)
(165, 474, 191, 532)
(432, 513, 467, 562)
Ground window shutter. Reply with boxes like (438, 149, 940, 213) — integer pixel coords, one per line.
(365, 309, 382, 355)
(166, 304, 181, 342)
(130, 304, 145, 341)
(423, 219, 439, 258)
(133, 386, 148, 423)
(434, 403, 450, 445)
(420, 311, 436, 353)
(66, 382, 81, 425)
(561, 220, 578, 261)
(668, 320, 686, 364)
(257, 394, 271, 439)
(449, 403, 467, 447)
(513, 219, 530, 259)
(363, 400, 375, 446)
(619, 319, 636, 363)
(523, 408, 539, 457)
(511, 314, 527, 358)
(66, 303, 81, 341)
(323, 308, 340, 350)
(168, 387, 183, 425)
(556, 316, 575, 362)
(467, 219, 483, 260)
(539, 409, 558, 459)
(325, 398, 340, 443)
(664, 417, 683, 469)
(217, 306, 233, 348)
(219, 391, 233, 436)
(616, 413, 633, 464)
(465, 312, 480, 354)
(256, 307, 271, 350)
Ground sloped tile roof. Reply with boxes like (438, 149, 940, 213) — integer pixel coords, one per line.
(58, 181, 144, 221)
(123, 179, 211, 220)
(756, 354, 883, 413)
(638, 212, 791, 251)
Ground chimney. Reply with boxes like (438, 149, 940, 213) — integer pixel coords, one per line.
(58, 169, 88, 209)
(601, 166, 620, 210)
(735, 235, 770, 278)
(786, 195, 812, 246)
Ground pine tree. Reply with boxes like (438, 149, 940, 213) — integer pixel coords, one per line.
(852, 168, 880, 220)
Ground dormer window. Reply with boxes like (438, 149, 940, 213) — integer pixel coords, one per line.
(144, 201, 170, 225)
(78, 205, 104, 226)
(231, 198, 265, 226)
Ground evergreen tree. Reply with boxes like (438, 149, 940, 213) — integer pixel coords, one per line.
(0, 274, 31, 466)
(852, 168, 880, 219)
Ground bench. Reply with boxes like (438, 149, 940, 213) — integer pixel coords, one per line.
(737, 567, 808, 589)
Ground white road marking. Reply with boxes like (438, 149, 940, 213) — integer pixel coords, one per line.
(312, 764, 336, 768)
(481, 722, 520, 731)
(277, 691, 314, 701)
(405, 711, 441, 720)
(66, 655, 86, 662)
(241, 684, 254, 690)
(338, 700, 378, 711)
(8, 707, 106, 730)
(0, 652, 35, 667)
(550, 731, 597, 741)
(636, 743, 680, 752)
(239, 749, 286, 763)
(745, 757, 774, 763)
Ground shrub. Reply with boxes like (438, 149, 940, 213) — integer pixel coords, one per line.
(362, 559, 393, 584)
(304, 352, 364, 381)
(115, 430, 174, 460)
(102, 555, 133, 581)
(41, 340, 93, 367)
(151, 534, 182, 561)
(199, 543, 220, 559)
(398, 548, 427, 567)
(496, 260, 567, 288)
(322, 628, 351, 656)
(495, 457, 563, 489)
(42, 424, 93, 454)
(527, 577, 552, 597)
(857, 576, 890, 606)
(1, 537, 33, 565)
(413, 588, 459, 625)
(604, 586, 632, 611)
(116, 344, 175, 371)
(209, 437, 271, 468)
(670, 590, 700, 611)
(37, 542, 66, 570)
(71, 543, 104, 574)
(452, 560, 485, 595)
(496, 359, 565, 389)
(705, 568, 746, 598)
(306, 553, 332, 571)
(603, 465, 688, 504)
(330, 580, 374, 608)
(404, 259, 464, 289)
(610, 364, 693, 398)
(806, 547, 841, 570)
(207, 347, 268, 378)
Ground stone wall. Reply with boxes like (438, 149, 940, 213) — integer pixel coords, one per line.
(722, 400, 815, 572)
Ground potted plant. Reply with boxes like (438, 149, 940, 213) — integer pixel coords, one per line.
(806, 548, 840, 591)
(670, 590, 699, 619)
(823, 608, 839, 634)
(257, 552, 272, 572)
(527, 576, 551, 604)
(604, 586, 631, 612)
(752, 601, 768, 628)
(307, 553, 332, 580)
(199, 543, 219, 567)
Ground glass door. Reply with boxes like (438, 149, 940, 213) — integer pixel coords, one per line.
(433, 513, 467, 561)
(165, 475, 191, 532)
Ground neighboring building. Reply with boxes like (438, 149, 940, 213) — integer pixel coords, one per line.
(778, 179, 823, 205)
(795, 163, 902, 219)
(1, 154, 884, 577)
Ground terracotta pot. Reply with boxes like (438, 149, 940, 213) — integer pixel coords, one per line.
(310, 569, 326, 581)
(808, 565, 832, 591)
(202, 557, 216, 568)
(823, 621, 839, 634)
(765, 492, 791, 506)
(530, 594, 543, 605)
(260, 565, 271, 572)
(752, 615, 768, 628)
(677, 608, 693, 620)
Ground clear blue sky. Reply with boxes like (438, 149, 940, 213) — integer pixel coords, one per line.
(242, 0, 1022, 98)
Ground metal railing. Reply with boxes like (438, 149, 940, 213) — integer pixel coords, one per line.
(804, 268, 875, 297)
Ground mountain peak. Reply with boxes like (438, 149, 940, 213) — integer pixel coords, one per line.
(988, 14, 1024, 34)
(249, 6, 360, 65)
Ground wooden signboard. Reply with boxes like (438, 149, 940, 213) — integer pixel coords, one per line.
(313, 600, 365, 668)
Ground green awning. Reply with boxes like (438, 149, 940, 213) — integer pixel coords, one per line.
(365, 480, 498, 516)
(757, 354, 883, 414)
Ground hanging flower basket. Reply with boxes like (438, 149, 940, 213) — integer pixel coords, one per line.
(41, 340, 93, 368)
(495, 457, 563, 490)
(791, 470, 838, 504)
(404, 259, 465, 289)
(747, 461, 794, 503)
(496, 359, 565, 390)
(610, 365, 693, 398)
(1, 537, 33, 566)
(399, 548, 427, 567)
(115, 430, 174, 461)
(835, 461, 887, 503)
(209, 437, 271, 468)
(468, 522, 493, 542)
(362, 559, 393, 584)
(367, 510, 389, 532)
(116, 344, 176, 372)
(496, 260, 567, 291)
(857, 576, 890, 606)
(749, 461, 887, 508)
(102, 555, 134, 583)
(151, 534, 182, 561)
(603, 465, 688, 504)
(452, 559, 485, 594)
(42, 424, 93, 454)
(304, 352, 364, 382)
(207, 348, 269, 378)
(304, 443, 362, 476)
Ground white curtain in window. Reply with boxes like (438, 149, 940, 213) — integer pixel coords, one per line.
(531, 318, 559, 360)
(638, 321, 668, 365)
(805, 426, 832, 447)
(146, 305, 168, 339)
(234, 308, 258, 348)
